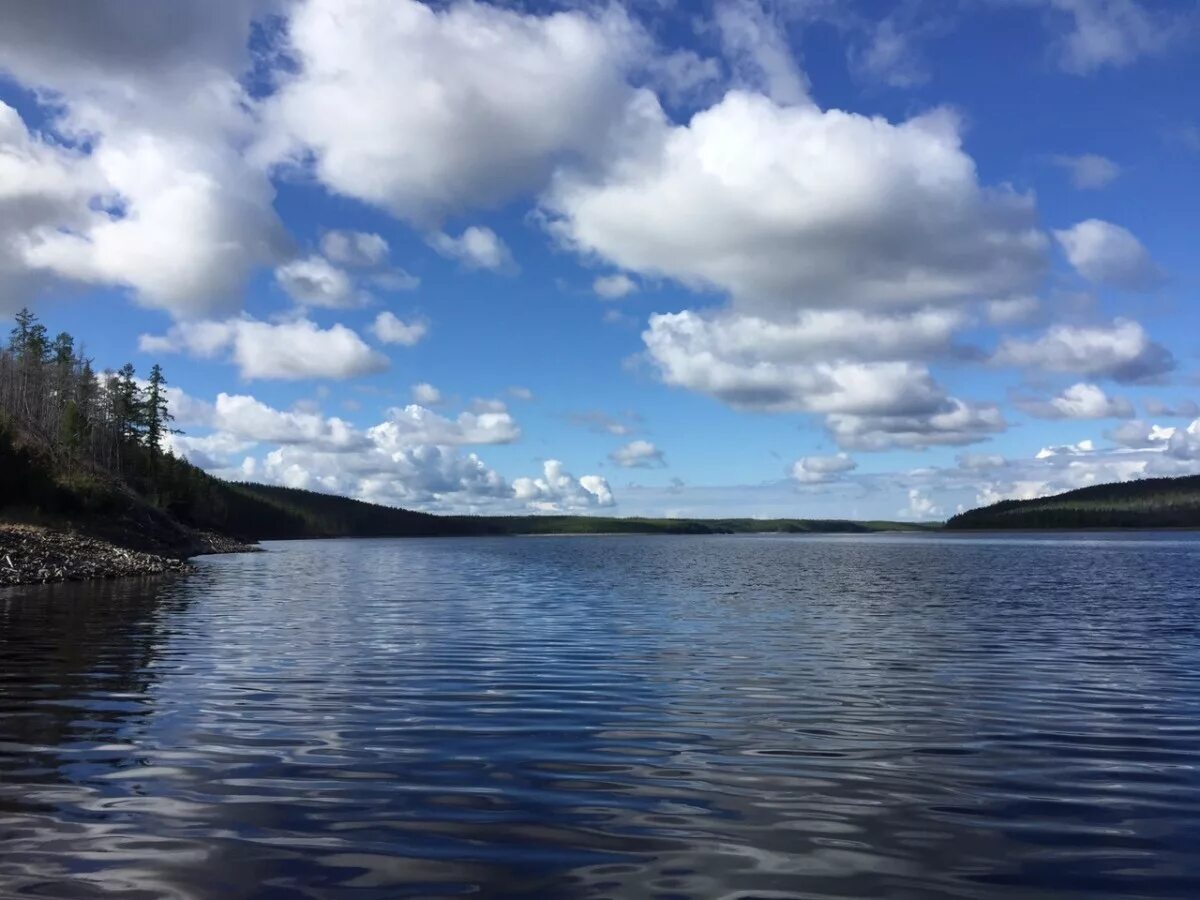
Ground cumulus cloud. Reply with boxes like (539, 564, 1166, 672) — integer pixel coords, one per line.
(275, 255, 359, 308)
(371, 311, 428, 347)
(1053, 153, 1120, 189)
(140, 316, 388, 380)
(791, 453, 857, 483)
(428, 226, 515, 272)
(320, 230, 389, 268)
(161, 388, 604, 513)
(0, 2, 288, 317)
(992, 318, 1174, 383)
(262, 0, 641, 224)
(370, 404, 520, 449)
(411, 383, 443, 405)
(513, 460, 615, 511)
(827, 400, 1006, 451)
(593, 273, 638, 299)
(902, 489, 941, 519)
(1055, 219, 1164, 290)
(610, 440, 666, 468)
(1019, 382, 1135, 419)
(1105, 419, 1175, 449)
(212, 393, 365, 449)
(545, 91, 1047, 315)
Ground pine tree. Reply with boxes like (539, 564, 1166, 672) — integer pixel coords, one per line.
(143, 363, 175, 455)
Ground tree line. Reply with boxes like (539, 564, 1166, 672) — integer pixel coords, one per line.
(1, 308, 175, 478)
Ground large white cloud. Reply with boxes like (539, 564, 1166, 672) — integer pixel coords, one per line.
(992, 318, 1174, 383)
(0, 2, 288, 317)
(545, 91, 1048, 315)
(140, 316, 389, 380)
(262, 0, 643, 224)
(1055, 219, 1163, 290)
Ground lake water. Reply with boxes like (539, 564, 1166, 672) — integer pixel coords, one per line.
(3, 534, 1200, 898)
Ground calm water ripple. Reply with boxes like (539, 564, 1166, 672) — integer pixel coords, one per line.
(3, 534, 1200, 898)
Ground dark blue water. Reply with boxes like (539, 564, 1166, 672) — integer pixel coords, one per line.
(3, 534, 1200, 898)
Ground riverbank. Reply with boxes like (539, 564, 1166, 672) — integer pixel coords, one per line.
(0, 524, 258, 587)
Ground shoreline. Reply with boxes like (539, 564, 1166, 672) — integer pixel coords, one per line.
(0, 524, 258, 588)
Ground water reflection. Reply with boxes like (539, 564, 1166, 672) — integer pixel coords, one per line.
(2, 535, 1200, 897)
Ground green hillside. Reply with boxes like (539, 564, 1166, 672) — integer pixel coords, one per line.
(946, 475, 1200, 530)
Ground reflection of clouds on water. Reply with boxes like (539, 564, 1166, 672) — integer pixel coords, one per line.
(3, 536, 1200, 897)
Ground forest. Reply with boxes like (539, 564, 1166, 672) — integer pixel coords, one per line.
(946, 476, 1200, 529)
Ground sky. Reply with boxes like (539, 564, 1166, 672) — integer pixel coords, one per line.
(1, 0, 1198, 521)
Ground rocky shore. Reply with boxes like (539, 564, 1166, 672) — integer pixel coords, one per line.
(0, 524, 258, 587)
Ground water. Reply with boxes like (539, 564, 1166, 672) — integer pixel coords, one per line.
(3, 534, 1200, 898)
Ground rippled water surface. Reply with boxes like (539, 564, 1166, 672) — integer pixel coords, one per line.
(4, 534, 1200, 898)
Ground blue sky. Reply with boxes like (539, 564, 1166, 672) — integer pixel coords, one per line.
(2, 0, 1198, 519)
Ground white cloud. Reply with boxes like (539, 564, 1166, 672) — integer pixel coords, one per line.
(1055, 219, 1164, 290)
(508, 386, 535, 401)
(714, 0, 809, 106)
(320, 230, 389, 268)
(428, 226, 515, 272)
(610, 440, 666, 468)
(275, 255, 358, 308)
(213, 393, 365, 449)
(1022, 381, 1132, 422)
(140, 316, 388, 380)
(371, 311, 428, 347)
(992, 318, 1174, 383)
(545, 91, 1047, 316)
(1105, 419, 1175, 449)
(1166, 419, 1200, 461)
(827, 400, 1006, 451)
(411, 383, 443, 405)
(1037, 0, 1185, 74)
(791, 453, 857, 483)
(369, 404, 520, 449)
(262, 0, 641, 224)
(593, 273, 639, 299)
(1053, 153, 1120, 189)
(902, 488, 941, 519)
(513, 460, 615, 511)
(1019, 382, 1135, 419)
(0, 1, 289, 317)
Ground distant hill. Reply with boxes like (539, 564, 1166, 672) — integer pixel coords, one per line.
(946, 475, 1200, 530)
(228, 483, 931, 538)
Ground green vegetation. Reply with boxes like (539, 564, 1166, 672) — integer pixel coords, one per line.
(1, 309, 924, 552)
(946, 476, 1200, 530)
